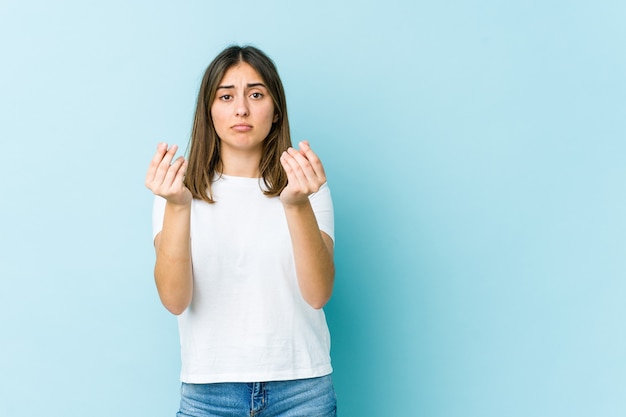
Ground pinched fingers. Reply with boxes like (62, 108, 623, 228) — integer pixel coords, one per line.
(161, 156, 186, 189)
(145, 143, 191, 205)
(282, 142, 326, 185)
(280, 141, 327, 198)
(284, 148, 318, 186)
(298, 140, 326, 180)
(280, 151, 304, 192)
(151, 144, 181, 187)
(145, 142, 168, 185)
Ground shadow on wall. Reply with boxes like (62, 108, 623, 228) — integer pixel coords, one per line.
(324, 183, 433, 415)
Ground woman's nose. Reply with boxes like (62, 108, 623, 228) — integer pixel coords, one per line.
(235, 97, 249, 117)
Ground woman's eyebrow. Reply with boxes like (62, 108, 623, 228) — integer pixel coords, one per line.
(217, 83, 267, 90)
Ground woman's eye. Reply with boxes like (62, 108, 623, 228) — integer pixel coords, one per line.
(251, 92, 263, 99)
(220, 94, 232, 101)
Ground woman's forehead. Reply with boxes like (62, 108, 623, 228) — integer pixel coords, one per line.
(219, 62, 265, 86)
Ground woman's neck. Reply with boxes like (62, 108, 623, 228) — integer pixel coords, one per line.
(219, 148, 262, 178)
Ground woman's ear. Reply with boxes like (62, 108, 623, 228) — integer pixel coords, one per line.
(273, 113, 279, 123)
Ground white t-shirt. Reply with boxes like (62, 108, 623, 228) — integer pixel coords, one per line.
(152, 174, 334, 383)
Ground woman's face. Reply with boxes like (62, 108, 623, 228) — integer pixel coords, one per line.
(211, 62, 278, 156)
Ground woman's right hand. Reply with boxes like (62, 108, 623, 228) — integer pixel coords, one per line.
(145, 143, 192, 206)
(146, 143, 193, 315)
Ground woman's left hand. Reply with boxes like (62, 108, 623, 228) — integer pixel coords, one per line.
(280, 140, 327, 206)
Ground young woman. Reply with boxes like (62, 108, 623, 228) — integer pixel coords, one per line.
(145, 45, 337, 416)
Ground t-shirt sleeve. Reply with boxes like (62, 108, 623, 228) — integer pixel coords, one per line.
(151, 196, 167, 241)
(308, 182, 335, 243)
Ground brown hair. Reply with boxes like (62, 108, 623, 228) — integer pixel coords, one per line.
(184, 45, 292, 203)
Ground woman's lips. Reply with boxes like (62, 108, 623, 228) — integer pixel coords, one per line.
(232, 124, 252, 132)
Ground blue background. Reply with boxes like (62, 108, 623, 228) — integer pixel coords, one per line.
(1, 0, 624, 415)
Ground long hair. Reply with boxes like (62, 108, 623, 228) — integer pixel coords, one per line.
(184, 45, 292, 203)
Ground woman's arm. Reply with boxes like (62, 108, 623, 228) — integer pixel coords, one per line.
(280, 141, 335, 309)
(146, 143, 193, 315)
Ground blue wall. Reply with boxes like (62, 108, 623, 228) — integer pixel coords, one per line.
(1, 1, 624, 415)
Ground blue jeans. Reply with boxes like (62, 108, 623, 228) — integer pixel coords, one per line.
(176, 374, 337, 417)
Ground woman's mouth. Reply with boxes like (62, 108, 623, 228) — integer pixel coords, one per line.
(232, 124, 252, 132)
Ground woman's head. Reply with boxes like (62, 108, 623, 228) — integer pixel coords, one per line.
(185, 45, 292, 203)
